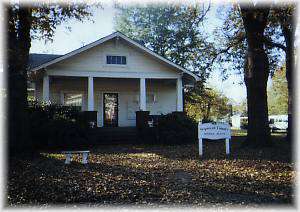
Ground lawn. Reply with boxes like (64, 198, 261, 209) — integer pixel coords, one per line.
(7, 133, 295, 207)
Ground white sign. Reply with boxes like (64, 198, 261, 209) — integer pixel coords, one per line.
(199, 122, 231, 139)
(198, 122, 231, 156)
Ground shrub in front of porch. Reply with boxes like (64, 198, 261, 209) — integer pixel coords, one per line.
(45, 119, 88, 149)
(156, 112, 197, 145)
(28, 101, 89, 150)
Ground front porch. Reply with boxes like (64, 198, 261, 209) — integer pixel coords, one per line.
(34, 76, 184, 127)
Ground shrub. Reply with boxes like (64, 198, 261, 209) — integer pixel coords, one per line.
(43, 119, 88, 149)
(28, 101, 81, 122)
(156, 112, 197, 145)
(28, 101, 88, 150)
(201, 118, 215, 123)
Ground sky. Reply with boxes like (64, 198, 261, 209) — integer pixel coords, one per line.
(30, 2, 247, 104)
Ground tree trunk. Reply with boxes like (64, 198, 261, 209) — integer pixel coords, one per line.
(244, 51, 271, 147)
(282, 25, 294, 143)
(7, 6, 32, 153)
(241, 6, 272, 147)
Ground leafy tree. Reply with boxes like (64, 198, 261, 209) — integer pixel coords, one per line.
(210, 4, 275, 146)
(268, 66, 288, 115)
(114, 3, 214, 82)
(213, 3, 295, 143)
(185, 83, 232, 122)
(213, 4, 285, 80)
(6, 3, 97, 151)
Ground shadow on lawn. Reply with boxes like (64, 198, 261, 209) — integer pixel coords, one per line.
(77, 135, 292, 164)
(7, 152, 294, 206)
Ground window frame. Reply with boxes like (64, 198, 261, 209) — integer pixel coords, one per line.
(106, 55, 127, 65)
(61, 91, 85, 111)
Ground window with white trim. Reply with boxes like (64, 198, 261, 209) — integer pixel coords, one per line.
(64, 93, 83, 107)
(106, 55, 127, 65)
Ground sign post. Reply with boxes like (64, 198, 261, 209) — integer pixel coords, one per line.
(199, 138, 203, 156)
(225, 139, 230, 155)
(198, 122, 231, 156)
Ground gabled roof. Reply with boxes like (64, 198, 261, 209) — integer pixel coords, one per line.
(29, 53, 61, 69)
(30, 31, 199, 81)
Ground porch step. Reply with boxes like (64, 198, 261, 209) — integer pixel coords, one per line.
(87, 127, 138, 144)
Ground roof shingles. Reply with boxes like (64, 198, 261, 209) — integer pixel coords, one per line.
(28, 53, 61, 69)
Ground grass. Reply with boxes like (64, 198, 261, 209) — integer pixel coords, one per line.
(7, 133, 295, 207)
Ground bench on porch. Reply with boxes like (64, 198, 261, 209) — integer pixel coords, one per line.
(62, 151, 90, 164)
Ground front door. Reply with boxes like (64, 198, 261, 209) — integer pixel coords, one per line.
(103, 93, 118, 127)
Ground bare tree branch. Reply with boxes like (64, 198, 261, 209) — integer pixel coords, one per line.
(263, 36, 287, 51)
(205, 34, 246, 70)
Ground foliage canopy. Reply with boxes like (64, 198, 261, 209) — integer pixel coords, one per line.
(185, 83, 232, 122)
(268, 66, 288, 115)
(114, 3, 214, 82)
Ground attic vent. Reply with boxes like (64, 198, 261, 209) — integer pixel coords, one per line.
(106, 55, 126, 65)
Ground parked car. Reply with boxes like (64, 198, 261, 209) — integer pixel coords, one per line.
(269, 115, 288, 132)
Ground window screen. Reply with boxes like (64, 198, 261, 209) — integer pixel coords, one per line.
(106, 55, 127, 65)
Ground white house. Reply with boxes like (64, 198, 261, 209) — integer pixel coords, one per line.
(231, 114, 241, 129)
(28, 32, 199, 127)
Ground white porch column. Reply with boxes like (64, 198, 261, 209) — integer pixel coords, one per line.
(176, 77, 183, 111)
(88, 76, 94, 111)
(42, 75, 49, 102)
(139, 78, 146, 111)
(60, 91, 64, 105)
(33, 82, 37, 100)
